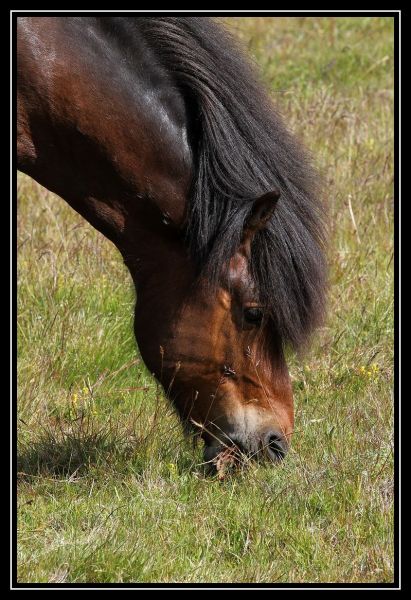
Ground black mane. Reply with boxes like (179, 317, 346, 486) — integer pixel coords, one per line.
(138, 17, 327, 349)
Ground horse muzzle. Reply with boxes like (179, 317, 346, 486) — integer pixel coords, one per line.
(203, 428, 289, 467)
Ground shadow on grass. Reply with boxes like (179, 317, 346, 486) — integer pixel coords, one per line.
(17, 415, 147, 480)
(17, 413, 202, 480)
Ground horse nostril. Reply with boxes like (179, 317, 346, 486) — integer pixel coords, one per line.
(266, 432, 288, 462)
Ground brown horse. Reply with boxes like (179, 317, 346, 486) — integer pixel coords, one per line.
(17, 17, 326, 466)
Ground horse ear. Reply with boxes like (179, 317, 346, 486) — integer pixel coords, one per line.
(242, 190, 280, 245)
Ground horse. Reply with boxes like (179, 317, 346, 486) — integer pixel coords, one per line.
(17, 16, 326, 467)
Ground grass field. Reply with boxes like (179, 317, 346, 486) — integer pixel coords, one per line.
(16, 17, 395, 584)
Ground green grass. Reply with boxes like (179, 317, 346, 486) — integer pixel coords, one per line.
(17, 16, 394, 584)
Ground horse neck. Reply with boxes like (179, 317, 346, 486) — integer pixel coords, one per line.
(17, 17, 193, 251)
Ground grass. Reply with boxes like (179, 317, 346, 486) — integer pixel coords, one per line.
(16, 16, 395, 584)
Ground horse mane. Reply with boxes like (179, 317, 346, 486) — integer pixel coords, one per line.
(137, 17, 327, 350)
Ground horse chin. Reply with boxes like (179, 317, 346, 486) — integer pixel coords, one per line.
(203, 443, 227, 463)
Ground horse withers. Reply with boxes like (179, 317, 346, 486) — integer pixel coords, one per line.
(17, 17, 326, 467)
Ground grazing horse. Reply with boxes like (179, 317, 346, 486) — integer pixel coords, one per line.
(17, 17, 326, 465)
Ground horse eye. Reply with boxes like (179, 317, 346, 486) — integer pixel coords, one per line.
(243, 307, 264, 325)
